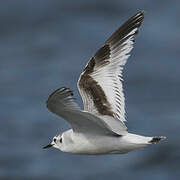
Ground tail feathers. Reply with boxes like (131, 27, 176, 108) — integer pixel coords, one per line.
(149, 136, 166, 144)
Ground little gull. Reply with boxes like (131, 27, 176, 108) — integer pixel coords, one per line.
(43, 11, 166, 154)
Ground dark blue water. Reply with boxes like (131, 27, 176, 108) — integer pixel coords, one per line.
(1, 0, 180, 179)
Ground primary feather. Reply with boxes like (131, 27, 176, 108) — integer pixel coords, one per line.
(78, 11, 144, 123)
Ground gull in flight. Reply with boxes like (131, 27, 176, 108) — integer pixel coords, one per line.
(43, 11, 166, 154)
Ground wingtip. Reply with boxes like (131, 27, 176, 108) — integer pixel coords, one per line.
(137, 10, 145, 16)
(133, 10, 145, 22)
(141, 10, 145, 18)
(46, 87, 73, 105)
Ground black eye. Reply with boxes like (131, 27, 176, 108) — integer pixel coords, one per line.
(54, 138, 56, 143)
(60, 138, 62, 143)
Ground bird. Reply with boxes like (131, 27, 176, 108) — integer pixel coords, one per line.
(43, 11, 166, 155)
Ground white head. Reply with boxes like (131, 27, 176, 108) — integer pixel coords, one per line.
(43, 133, 63, 150)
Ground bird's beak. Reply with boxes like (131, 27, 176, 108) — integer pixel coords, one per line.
(43, 143, 53, 149)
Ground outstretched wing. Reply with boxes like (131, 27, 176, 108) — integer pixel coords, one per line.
(46, 87, 127, 135)
(78, 11, 144, 124)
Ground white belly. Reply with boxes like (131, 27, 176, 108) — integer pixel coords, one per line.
(63, 133, 149, 155)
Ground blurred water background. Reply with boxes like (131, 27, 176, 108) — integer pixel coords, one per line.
(1, 0, 180, 179)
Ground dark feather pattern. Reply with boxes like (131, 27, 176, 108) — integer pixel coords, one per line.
(78, 11, 144, 120)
